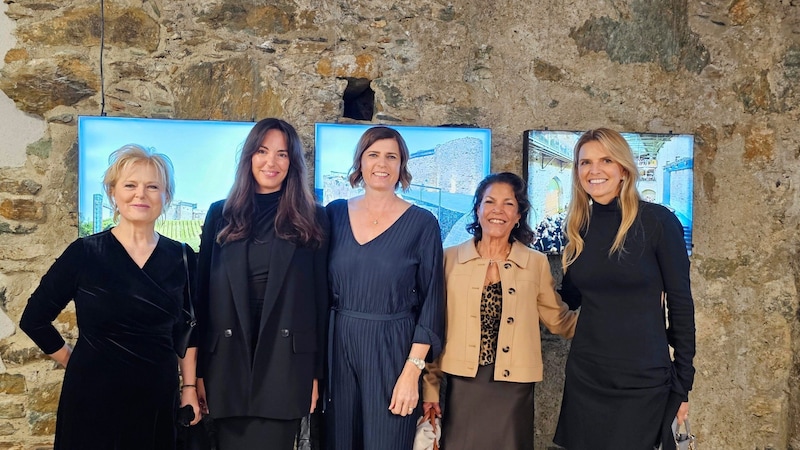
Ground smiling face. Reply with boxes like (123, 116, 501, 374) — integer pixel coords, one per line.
(360, 138, 401, 192)
(477, 182, 521, 242)
(577, 140, 627, 205)
(251, 128, 290, 194)
(112, 162, 165, 226)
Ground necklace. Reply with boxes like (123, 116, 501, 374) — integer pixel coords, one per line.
(478, 244, 511, 265)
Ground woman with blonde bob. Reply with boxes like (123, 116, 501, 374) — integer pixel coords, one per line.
(553, 128, 696, 450)
(21, 144, 200, 450)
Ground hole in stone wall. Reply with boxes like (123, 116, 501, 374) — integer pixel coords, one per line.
(341, 77, 374, 121)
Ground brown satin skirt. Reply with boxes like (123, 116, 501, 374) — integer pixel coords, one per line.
(442, 364, 535, 450)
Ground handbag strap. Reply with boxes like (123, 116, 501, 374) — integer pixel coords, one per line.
(181, 243, 195, 319)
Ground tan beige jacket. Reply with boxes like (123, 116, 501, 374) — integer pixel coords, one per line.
(422, 239, 578, 402)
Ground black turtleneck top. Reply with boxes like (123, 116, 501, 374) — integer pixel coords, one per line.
(247, 191, 281, 349)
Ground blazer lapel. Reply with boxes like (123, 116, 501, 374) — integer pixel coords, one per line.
(257, 237, 296, 336)
(223, 239, 252, 345)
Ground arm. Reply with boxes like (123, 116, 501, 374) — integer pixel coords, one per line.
(19, 240, 83, 364)
(179, 244, 201, 425)
(179, 347, 201, 425)
(657, 210, 696, 401)
(194, 202, 222, 410)
(558, 267, 582, 310)
(536, 255, 578, 338)
(421, 359, 443, 416)
(389, 343, 431, 416)
(311, 206, 330, 413)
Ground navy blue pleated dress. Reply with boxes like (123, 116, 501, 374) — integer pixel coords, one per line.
(325, 199, 444, 450)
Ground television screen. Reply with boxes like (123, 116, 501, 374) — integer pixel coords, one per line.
(315, 123, 491, 247)
(523, 129, 694, 255)
(78, 116, 255, 250)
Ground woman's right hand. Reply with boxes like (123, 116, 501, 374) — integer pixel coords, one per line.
(49, 343, 72, 368)
(423, 402, 441, 417)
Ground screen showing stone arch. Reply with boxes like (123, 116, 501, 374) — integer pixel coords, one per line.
(523, 129, 694, 255)
(315, 123, 491, 247)
(78, 116, 254, 250)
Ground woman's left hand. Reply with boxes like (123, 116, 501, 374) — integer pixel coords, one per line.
(180, 387, 202, 426)
(676, 401, 689, 426)
(388, 363, 421, 417)
(310, 378, 319, 413)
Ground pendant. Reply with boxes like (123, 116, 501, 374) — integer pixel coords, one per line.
(372, 219, 378, 225)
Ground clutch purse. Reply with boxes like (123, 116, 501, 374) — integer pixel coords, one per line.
(413, 408, 441, 450)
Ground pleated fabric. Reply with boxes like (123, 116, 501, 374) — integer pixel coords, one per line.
(325, 199, 444, 450)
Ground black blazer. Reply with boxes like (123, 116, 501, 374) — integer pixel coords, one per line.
(196, 200, 329, 420)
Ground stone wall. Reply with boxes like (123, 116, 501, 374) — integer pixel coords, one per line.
(1, 0, 799, 448)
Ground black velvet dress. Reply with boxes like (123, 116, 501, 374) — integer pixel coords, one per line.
(20, 230, 195, 450)
(553, 200, 695, 450)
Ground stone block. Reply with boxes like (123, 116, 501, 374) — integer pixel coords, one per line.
(28, 412, 56, 436)
(0, 401, 25, 419)
(28, 382, 61, 414)
(0, 199, 45, 222)
(0, 374, 25, 394)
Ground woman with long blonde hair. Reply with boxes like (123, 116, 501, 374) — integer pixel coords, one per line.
(554, 128, 696, 450)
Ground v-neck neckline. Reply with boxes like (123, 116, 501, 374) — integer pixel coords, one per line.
(345, 203, 414, 246)
(108, 229, 160, 270)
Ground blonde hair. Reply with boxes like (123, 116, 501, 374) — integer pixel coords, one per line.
(103, 144, 175, 222)
(562, 128, 640, 271)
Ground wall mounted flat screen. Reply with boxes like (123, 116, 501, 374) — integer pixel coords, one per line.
(315, 123, 491, 247)
(523, 129, 694, 255)
(78, 116, 255, 250)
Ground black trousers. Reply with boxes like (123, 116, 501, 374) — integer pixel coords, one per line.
(215, 416, 300, 450)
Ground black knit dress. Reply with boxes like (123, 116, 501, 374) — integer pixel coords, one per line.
(553, 200, 695, 450)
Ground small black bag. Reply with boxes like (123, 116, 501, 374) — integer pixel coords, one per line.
(173, 243, 196, 358)
(176, 405, 217, 450)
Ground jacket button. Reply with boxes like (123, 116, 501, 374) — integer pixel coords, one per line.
(281, 329, 290, 338)
(502, 346, 510, 353)
(223, 329, 232, 337)
(504, 263, 512, 269)
(508, 287, 516, 294)
(506, 317, 514, 324)
(503, 370, 510, 377)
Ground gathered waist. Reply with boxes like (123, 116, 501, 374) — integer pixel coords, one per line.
(332, 308, 415, 321)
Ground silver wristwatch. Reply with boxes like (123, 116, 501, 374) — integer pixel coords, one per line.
(407, 357, 425, 370)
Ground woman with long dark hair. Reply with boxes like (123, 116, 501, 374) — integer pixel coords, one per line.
(195, 118, 328, 450)
(553, 128, 695, 450)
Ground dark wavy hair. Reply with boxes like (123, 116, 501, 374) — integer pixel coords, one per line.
(216, 118, 323, 247)
(347, 126, 412, 191)
(466, 172, 535, 245)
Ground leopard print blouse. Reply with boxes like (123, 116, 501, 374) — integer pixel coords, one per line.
(479, 281, 503, 366)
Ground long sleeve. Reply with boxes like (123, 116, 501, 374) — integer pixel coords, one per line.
(312, 206, 330, 379)
(412, 216, 444, 361)
(19, 239, 83, 354)
(535, 255, 578, 339)
(558, 267, 582, 311)
(656, 209, 696, 399)
(195, 200, 223, 378)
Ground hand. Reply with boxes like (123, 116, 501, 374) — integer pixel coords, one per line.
(388, 363, 421, 417)
(180, 386, 201, 426)
(197, 378, 209, 415)
(310, 378, 319, 413)
(49, 344, 72, 368)
(423, 402, 441, 417)
(676, 401, 689, 426)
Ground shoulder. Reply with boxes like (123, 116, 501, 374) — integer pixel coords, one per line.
(638, 201, 681, 227)
(209, 199, 225, 216)
(408, 204, 439, 227)
(325, 198, 347, 216)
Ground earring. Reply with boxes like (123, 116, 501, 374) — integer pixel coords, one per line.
(514, 222, 520, 229)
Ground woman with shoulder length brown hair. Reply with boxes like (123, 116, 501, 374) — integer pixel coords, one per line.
(195, 118, 329, 450)
(325, 126, 444, 450)
(554, 128, 696, 450)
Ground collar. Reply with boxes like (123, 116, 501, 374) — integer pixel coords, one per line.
(456, 239, 530, 269)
